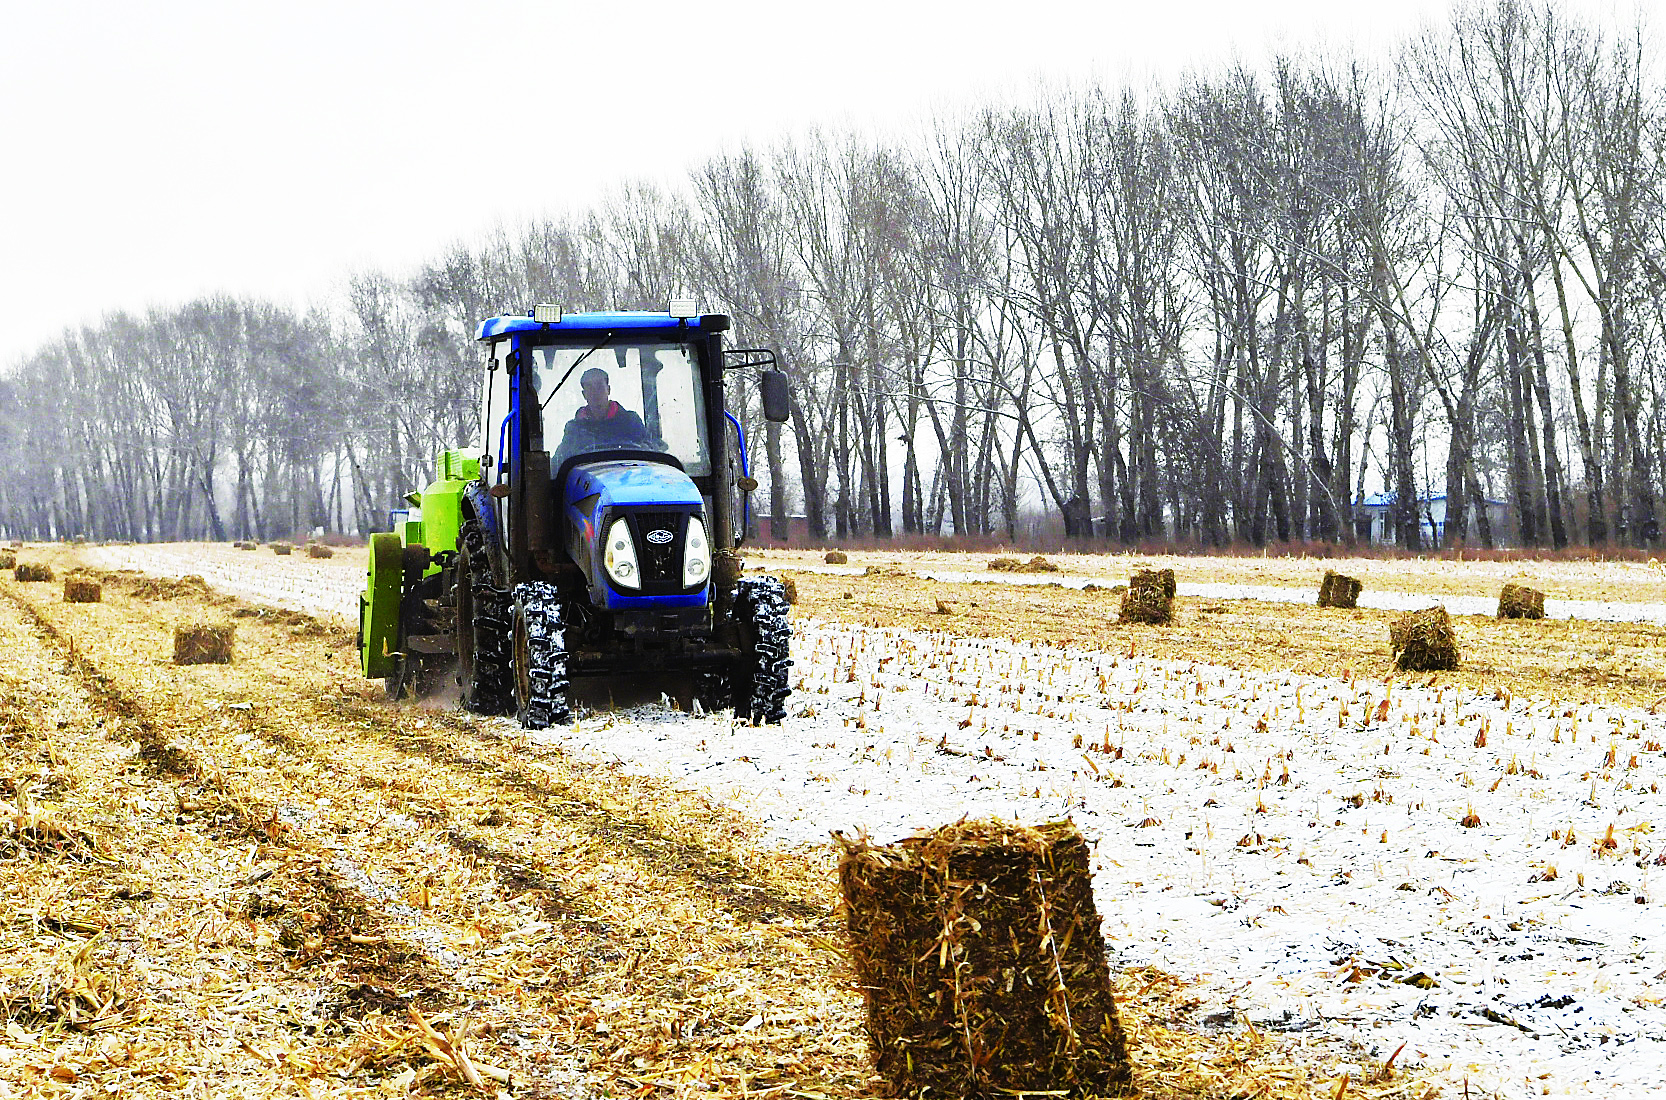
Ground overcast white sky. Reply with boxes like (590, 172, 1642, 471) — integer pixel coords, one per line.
(0, 0, 1603, 367)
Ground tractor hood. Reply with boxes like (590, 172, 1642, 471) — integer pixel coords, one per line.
(564, 458, 703, 510)
(562, 456, 708, 611)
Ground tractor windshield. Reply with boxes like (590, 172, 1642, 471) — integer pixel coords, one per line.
(531, 342, 711, 476)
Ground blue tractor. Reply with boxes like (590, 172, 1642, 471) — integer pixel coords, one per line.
(358, 305, 793, 728)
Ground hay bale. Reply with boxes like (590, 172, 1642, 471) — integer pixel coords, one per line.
(270, 542, 293, 556)
(1118, 569, 1175, 625)
(1390, 606, 1460, 671)
(987, 556, 1020, 572)
(1498, 583, 1545, 620)
(838, 820, 1130, 1099)
(1131, 568, 1176, 599)
(1015, 555, 1060, 573)
(0, 549, 13, 570)
(305, 542, 334, 559)
(13, 562, 52, 583)
(824, 550, 848, 564)
(63, 577, 102, 603)
(781, 576, 798, 605)
(234, 541, 258, 551)
(1318, 570, 1363, 609)
(173, 623, 234, 665)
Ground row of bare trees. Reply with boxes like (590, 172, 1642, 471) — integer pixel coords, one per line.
(3, 0, 1663, 549)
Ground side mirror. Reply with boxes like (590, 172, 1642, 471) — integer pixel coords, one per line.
(760, 369, 791, 424)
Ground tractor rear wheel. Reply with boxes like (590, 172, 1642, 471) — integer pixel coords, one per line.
(511, 581, 570, 729)
(454, 517, 512, 715)
(730, 576, 792, 724)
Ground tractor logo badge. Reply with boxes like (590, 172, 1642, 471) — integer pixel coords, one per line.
(646, 528, 674, 545)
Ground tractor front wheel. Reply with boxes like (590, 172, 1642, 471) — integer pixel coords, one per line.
(511, 581, 570, 729)
(454, 517, 512, 715)
(730, 576, 792, 724)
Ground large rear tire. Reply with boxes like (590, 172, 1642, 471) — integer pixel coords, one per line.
(454, 517, 512, 715)
(731, 576, 792, 724)
(511, 581, 571, 729)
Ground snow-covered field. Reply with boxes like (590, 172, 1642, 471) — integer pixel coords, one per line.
(79, 544, 1666, 1096)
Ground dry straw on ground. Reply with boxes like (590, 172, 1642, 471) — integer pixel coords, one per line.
(173, 623, 234, 665)
(1119, 568, 1175, 625)
(989, 555, 1061, 573)
(1497, 583, 1546, 620)
(306, 543, 334, 559)
(63, 576, 102, 603)
(14, 561, 53, 582)
(838, 819, 1131, 1099)
(1390, 606, 1460, 671)
(825, 550, 848, 564)
(1318, 570, 1363, 609)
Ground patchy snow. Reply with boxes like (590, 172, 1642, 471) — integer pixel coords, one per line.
(85, 543, 1666, 1096)
(792, 562, 1666, 626)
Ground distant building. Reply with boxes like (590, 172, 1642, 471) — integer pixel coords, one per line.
(1355, 493, 1510, 547)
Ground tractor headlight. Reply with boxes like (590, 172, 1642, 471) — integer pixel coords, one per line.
(603, 518, 640, 590)
(683, 516, 709, 588)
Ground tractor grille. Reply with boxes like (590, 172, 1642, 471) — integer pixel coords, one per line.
(627, 511, 687, 590)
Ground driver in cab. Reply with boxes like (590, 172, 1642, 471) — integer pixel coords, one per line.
(555, 367, 655, 459)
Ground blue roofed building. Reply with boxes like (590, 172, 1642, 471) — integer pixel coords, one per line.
(1355, 492, 1511, 547)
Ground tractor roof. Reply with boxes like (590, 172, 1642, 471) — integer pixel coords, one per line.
(476, 311, 729, 340)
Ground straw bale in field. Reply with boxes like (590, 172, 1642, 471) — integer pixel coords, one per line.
(174, 623, 234, 665)
(13, 562, 52, 583)
(781, 576, 798, 604)
(63, 577, 102, 603)
(1497, 583, 1545, 620)
(1390, 606, 1459, 671)
(1118, 568, 1175, 625)
(0, 550, 13, 570)
(838, 819, 1130, 1099)
(988, 556, 1020, 572)
(234, 540, 257, 550)
(305, 542, 334, 559)
(825, 550, 848, 564)
(271, 542, 293, 555)
(1015, 555, 1060, 573)
(1317, 570, 1363, 609)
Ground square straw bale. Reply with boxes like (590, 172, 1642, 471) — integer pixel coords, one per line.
(1390, 606, 1460, 671)
(1117, 569, 1175, 625)
(0, 549, 13, 570)
(1317, 570, 1363, 609)
(173, 623, 234, 665)
(1497, 583, 1546, 619)
(63, 577, 102, 603)
(825, 549, 848, 564)
(234, 540, 257, 550)
(305, 542, 334, 558)
(13, 562, 52, 582)
(270, 542, 293, 555)
(838, 820, 1131, 1099)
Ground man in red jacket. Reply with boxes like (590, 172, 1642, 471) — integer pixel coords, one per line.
(555, 367, 655, 461)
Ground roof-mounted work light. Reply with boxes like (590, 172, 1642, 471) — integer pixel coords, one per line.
(532, 304, 562, 323)
(667, 299, 698, 319)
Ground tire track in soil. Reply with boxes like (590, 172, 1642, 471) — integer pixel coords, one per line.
(12, 567, 873, 1099)
(89, 565, 829, 929)
(0, 581, 465, 1012)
